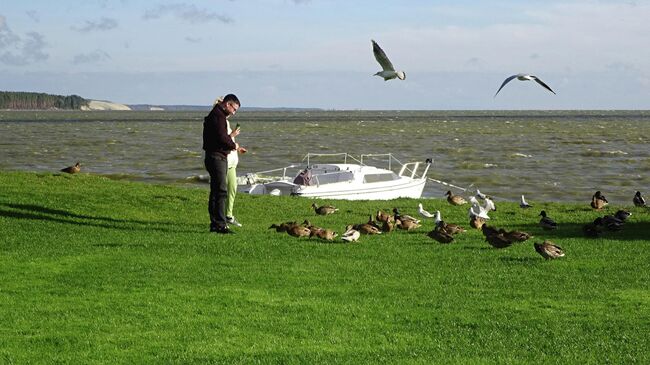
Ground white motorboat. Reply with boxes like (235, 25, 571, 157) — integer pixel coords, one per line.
(241, 153, 432, 200)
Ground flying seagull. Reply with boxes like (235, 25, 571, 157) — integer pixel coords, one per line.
(371, 39, 405, 81)
(494, 73, 555, 97)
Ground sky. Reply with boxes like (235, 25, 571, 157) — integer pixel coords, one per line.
(1, 0, 649, 109)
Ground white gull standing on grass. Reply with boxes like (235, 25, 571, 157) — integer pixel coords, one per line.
(371, 39, 405, 81)
(520, 195, 533, 208)
(418, 203, 435, 218)
(494, 73, 556, 97)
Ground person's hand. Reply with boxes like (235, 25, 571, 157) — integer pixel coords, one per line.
(230, 128, 240, 138)
(238, 147, 247, 154)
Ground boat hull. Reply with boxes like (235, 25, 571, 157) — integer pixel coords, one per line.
(247, 178, 427, 200)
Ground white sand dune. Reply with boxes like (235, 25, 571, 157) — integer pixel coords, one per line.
(81, 100, 131, 111)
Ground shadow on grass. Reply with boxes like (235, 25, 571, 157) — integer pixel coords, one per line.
(485, 221, 650, 242)
(0, 203, 201, 233)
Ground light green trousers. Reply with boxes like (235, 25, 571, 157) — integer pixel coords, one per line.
(226, 166, 237, 218)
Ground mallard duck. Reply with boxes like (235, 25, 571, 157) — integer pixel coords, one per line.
(341, 227, 361, 243)
(61, 162, 81, 174)
(269, 221, 297, 232)
(375, 209, 393, 223)
(427, 221, 454, 243)
(433, 211, 465, 235)
(520, 194, 533, 208)
(367, 215, 381, 229)
(469, 215, 486, 229)
(633, 191, 646, 207)
(539, 210, 558, 230)
(502, 229, 533, 242)
(418, 203, 435, 218)
(601, 215, 624, 231)
(583, 218, 604, 238)
(484, 231, 513, 249)
(534, 240, 565, 260)
(396, 218, 421, 231)
(590, 191, 608, 210)
(445, 190, 467, 206)
(287, 225, 312, 238)
(614, 209, 632, 222)
(392, 208, 420, 224)
(353, 223, 382, 235)
(310, 228, 338, 241)
(312, 203, 338, 215)
(381, 219, 394, 233)
(481, 224, 500, 238)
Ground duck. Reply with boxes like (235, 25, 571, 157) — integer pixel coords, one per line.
(312, 203, 338, 215)
(287, 225, 312, 238)
(310, 228, 338, 241)
(583, 218, 604, 238)
(396, 218, 422, 231)
(341, 226, 361, 243)
(590, 191, 608, 210)
(614, 209, 632, 222)
(392, 208, 420, 224)
(520, 194, 533, 208)
(366, 215, 381, 229)
(427, 221, 454, 244)
(501, 229, 533, 242)
(633, 191, 646, 207)
(375, 209, 393, 223)
(269, 221, 297, 233)
(484, 230, 513, 249)
(381, 219, 394, 233)
(601, 215, 624, 231)
(434, 211, 465, 235)
(418, 203, 435, 218)
(445, 190, 467, 206)
(481, 224, 500, 238)
(539, 210, 558, 230)
(534, 240, 565, 260)
(469, 215, 487, 230)
(61, 162, 81, 174)
(353, 223, 382, 235)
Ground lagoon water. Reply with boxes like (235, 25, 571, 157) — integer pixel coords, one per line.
(1, 110, 648, 203)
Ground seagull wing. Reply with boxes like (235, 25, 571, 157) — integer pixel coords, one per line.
(494, 75, 519, 97)
(531, 76, 556, 94)
(372, 40, 395, 72)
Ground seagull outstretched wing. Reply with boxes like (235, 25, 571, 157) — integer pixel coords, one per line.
(531, 76, 556, 94)
(372, 39, 395, 72)
(494, 74, 519, 97)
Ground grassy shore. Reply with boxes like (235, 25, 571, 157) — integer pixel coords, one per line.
(1, 171, 649, 364)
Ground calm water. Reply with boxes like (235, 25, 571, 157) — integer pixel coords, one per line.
(1, 110, 648, 203)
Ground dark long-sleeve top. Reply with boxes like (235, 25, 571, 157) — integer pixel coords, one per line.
(202, 104, 237, 158)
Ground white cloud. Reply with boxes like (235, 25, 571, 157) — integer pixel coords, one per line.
(143, 3, 233, 24)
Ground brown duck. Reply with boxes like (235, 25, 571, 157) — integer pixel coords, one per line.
(396, 218, 421, 231)
(539, 210, 558, 230)
(310, 228, 338, 241)
(375, 209, 393, 223)
(427, 221, 454, 244)
(501, 229, 533, 242)
(312, 203, 338, 215)
(445, 190, 467, 206)
(61, 162, 81, 174)
(287, 225, 312, 238)
(469, 215, 486, 230)
(269, 221, 297, 232)
(590, 191, 608, 210)
(352, 223, 382, 235)
(534, 240, 565, 260)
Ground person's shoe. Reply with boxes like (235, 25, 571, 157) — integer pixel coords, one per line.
(214, 227, 235, 234)
(226, 216, 242, 227)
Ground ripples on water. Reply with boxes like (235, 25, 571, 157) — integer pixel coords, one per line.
(0, 110, 648, 203)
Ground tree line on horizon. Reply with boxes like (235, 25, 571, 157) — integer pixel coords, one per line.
(0, 91, 89, 110)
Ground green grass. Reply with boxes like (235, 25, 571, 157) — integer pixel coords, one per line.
(1, 171, 649, 364)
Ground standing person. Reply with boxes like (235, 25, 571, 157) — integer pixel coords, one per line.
(203, 94, 240, 234)
(225, 108, 247, 227)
